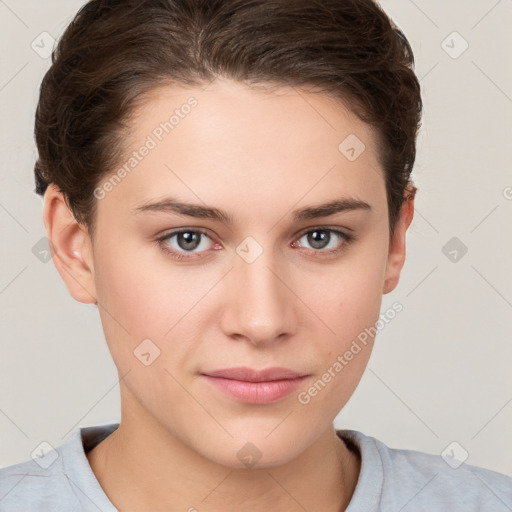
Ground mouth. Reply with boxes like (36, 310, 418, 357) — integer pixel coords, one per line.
(202, 366, 309, 382)
(200, 367, 310, 404)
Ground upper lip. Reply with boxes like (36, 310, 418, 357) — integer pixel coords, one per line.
(202, 367, 308, 382)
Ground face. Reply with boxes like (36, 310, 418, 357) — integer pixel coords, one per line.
(45, 78, 413, 468)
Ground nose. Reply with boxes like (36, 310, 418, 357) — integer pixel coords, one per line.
(219, 249, 297, 347)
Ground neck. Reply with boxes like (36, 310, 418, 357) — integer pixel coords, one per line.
(86, 404, 360, 511)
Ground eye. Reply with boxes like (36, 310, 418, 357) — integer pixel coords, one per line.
(292, 227, 354, 256)
(156, 228, 218, 261)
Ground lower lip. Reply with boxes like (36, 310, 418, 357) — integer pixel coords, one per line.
(201, 375, 309, 404)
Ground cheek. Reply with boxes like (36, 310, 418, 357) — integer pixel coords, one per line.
(307, 242, 387, 346)
(94, 232, 193, 330)
(91, 235, 175, 364)
(93, 234, 220, 369)
(295, 237, 387, 406)
(295, 264, 383, 421)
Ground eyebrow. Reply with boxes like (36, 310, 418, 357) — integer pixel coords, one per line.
(132, 196, 371, 223)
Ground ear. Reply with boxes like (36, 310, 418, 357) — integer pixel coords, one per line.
(382, 186, 416, 295)
(43, 183, 98, 304)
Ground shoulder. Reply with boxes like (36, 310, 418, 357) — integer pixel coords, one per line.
(0, 455, 80, 511)
(378, 439, 512, 509)
(0, 423, 119, 512)
(339, 429, 512, 511)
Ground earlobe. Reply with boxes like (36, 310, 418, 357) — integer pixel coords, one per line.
(43, 184, 98, 304)
(382, 188, 415, 295)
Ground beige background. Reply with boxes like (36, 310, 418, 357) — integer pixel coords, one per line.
(1, 0, 511, 477)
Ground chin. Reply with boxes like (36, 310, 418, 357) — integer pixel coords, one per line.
(189, 431, 305, 470)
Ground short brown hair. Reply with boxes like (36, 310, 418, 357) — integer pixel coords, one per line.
(34, 0, 421, 241)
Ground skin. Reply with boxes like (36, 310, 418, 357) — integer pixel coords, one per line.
(43, 78, 414, 511)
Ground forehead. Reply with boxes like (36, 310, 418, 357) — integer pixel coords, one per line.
(97, 78, 386, 220)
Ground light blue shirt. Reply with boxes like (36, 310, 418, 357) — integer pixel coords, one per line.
(1, 423, 511, 510)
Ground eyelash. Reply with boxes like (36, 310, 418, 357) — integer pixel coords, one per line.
(155, 227, 355, 261)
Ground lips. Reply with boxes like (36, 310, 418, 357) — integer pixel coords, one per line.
(202, 366, 308, 382)
(200, 367, 310, 404)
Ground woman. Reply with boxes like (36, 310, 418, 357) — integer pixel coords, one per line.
(1, 0, 511, 510)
